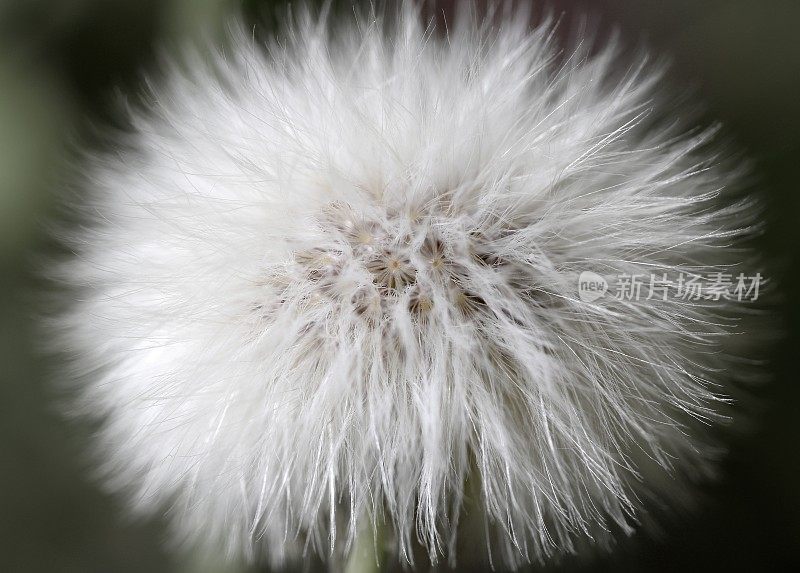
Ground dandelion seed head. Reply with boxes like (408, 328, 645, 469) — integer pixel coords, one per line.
(55, 3, 762, 569)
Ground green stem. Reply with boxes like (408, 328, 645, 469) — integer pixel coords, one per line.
(342, 520, 386, 573)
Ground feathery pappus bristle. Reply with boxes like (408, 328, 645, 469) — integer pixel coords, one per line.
(54, 2, 763, 569)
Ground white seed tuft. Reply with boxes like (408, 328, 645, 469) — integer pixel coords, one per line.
(55, 4, 763, 569)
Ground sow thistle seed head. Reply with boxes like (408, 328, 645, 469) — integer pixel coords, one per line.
(56, 2, 762, 570)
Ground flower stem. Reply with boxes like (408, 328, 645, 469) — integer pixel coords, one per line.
(342, 520, 386, 573)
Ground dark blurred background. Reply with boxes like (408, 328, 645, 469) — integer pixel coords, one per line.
(0, 1, 797, 571)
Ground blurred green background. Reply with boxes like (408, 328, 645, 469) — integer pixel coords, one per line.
(0, 1, 797, 571)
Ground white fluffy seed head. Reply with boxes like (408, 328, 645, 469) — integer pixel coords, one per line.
(55, 3, 762, 569)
